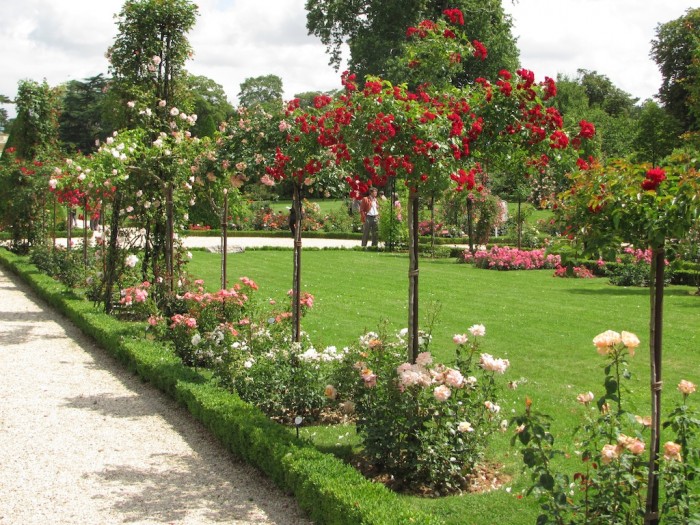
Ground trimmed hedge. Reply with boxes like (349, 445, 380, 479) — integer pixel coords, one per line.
(0, 248, 443, 525)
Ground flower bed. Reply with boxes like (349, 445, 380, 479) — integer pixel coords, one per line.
(461, 246, 560, 270)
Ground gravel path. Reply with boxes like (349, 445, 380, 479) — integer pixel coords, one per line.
(0, 266, 313, 525)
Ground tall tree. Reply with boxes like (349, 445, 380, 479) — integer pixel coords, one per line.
(58, 74, 111, 153)
(651, 7, 700, 131)
(237, 74, 283, 110)
(107, 0, 198, 126)
(305, 0, 519, 84)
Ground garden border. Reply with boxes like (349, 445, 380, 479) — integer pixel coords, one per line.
(0, 247, 444, 525)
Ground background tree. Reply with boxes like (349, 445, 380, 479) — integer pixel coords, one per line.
(0, 80, 62, 251)
(651, 7, 700, 132)
(184, 74, 234, 137)
(554, 70, 638, 162)
(305, 0, 519, 83)
(237, 74, 283, 110)
(0, 94, 11, 132)
(103, 0, 199, 309)
(58, 74, 111, 154)
(633, 99, 683, 165)
(107, 0, 198, 124)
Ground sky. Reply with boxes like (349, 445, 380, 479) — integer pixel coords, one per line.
(1, 0, 698, 121)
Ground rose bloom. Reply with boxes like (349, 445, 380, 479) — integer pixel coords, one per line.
(601, 443, 620, 464)
(434, 385, 452, 401)
(453, 333, 468, 345)
(484, 400, 501, 414)
(480, 353, 510, 374)
(618, 434, 645, 455)
(444, 368, 465, 388)
(678, 379, 697, 395)
(415, 352, 432, 367)
(457, 421, 474, 433)
(125, 254, 139, 268)
(663, 441, 682, 462)
(468, 324, 486, 337)
(593, 330, 621, 354)
(324, 384, 337, 400)
(635, 415, 652, 427)
(576, 391, 595, 404)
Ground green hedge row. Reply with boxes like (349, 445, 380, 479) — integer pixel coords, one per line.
(0, 248, 443, 525)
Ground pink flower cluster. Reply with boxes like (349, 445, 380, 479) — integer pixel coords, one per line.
(480, 353, 510, 374)
(170, 313, 198, 330)
(395, 352, 474, 402)
(553, 264, 595, 278)
(622, 246, 653, 264)
(119, 281, 150, 306)
(182, 286, 249, 307)
(463, 246, 561, 270)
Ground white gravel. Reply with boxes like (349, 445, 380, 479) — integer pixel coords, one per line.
(0, 266, 313, 525)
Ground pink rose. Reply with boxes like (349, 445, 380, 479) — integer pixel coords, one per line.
(433, 385, 451, 401)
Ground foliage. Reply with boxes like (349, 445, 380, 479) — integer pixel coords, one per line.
(558, 151, 700, 255)
(511, 330, 700, 524)
(632, 99, 683, 165)
(184, 74, 235, 137)
(237, 74, 284, 110)
(651, 7, 700, 132)
(58, 74, 112, 154)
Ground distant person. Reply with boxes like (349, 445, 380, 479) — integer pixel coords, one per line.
(360, 188, 379, 248)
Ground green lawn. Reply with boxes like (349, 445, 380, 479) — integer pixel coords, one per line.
(187, 249, 700, 524)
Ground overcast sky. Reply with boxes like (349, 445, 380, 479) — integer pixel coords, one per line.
(1, 0, 698, 120)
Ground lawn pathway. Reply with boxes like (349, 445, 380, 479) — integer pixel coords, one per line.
(0, 266, 312, 525)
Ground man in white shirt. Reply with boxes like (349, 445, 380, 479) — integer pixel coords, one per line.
(360, 187, 380, 248)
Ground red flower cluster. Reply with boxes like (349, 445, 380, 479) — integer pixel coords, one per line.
(443, 8, 464, 25)
(472, 40, 488, 60)
(642, 168, 666, 191)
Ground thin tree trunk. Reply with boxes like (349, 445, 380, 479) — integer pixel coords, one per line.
(645, 244, 665, 525)
(407, 192, 420, 363)
(104, 190, 122, 314)
(291, 183, 303, 342)
(517, 198, 522, 250)
(52, 197, 56, 253)
(221, 190, 228, 289)
(67, 206, 72, 252)
(430, 194, 435, 257)
(467, 197, 474, 255)
(165, 182, 175, 293)
(83, 198, 89, 266)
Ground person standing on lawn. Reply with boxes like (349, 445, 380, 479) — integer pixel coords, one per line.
(360, 187, 380, 248)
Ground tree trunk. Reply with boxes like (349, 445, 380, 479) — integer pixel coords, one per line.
(467, 197, 474, 255)
(291, 184, 303, 342)
(82, 198, 89, 266)
(104, 190, 122, 314)
(517, 198, 522, 250)
(645, 244, 665, 525)
(221, 190, 228, 290)
(165, 182, 175, 293)
(430, 194, 435, 257)
(407, 192, 420, 363)
(67, 206, 72, 252)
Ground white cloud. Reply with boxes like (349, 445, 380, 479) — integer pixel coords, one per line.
(1, 0, 696, 121)
(501, 0, 696, 102)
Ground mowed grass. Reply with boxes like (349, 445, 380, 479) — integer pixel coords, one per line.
(187, 248, 700, 524)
